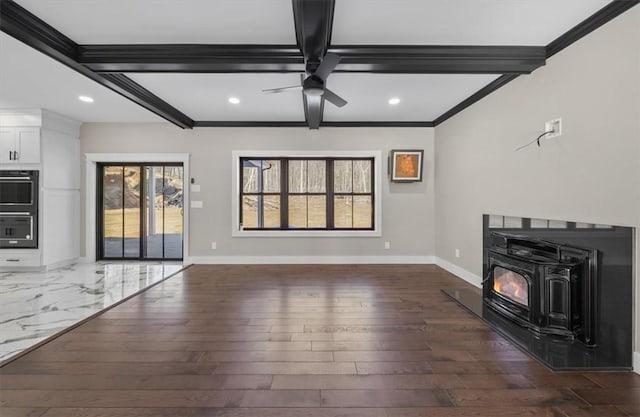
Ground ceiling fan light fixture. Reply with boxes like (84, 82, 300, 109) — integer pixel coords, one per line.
(304, 87, 324, 97)
(388, 97, 401, 105)
(228, 96, 240, 105)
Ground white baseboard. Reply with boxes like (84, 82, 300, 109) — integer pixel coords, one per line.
(187, 255, 436, 265)
(435, 257, 482, 288)
(634, 351, 640, 375)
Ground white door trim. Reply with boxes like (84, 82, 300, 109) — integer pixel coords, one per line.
(84, 153, 190, 263)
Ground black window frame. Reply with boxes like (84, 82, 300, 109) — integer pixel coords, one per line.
(239, 156, 375, 231)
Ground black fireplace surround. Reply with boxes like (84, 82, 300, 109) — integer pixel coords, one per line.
(484, 232, 598, 346)
(443, 216, 633, 371)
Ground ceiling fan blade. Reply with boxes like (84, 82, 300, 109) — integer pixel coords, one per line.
(313, 53, 341, 81)
(262, 85, 303, 94)
(323, 89, 347, 107)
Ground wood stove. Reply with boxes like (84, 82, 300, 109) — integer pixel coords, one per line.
(483, 232, 598, 346)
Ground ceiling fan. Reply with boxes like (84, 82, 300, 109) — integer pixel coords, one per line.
(262, 53, 347, 107)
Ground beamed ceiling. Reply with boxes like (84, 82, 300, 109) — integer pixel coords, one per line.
(0, 0, 638, 129)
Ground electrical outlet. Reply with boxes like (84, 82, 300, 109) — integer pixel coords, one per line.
(545, 118, 562, 138)
(455, 249, 460, 258)
(211, 242, 217, 250)
(384, 242, 391, 250)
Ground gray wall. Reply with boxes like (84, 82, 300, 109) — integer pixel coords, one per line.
(80, 126, 435, 261)
(434, 8, 639, 358)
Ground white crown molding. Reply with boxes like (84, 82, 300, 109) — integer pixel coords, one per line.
(435, 257, 482, 288)
(187, 255, 435, 265)
(0, 108, 41, 126)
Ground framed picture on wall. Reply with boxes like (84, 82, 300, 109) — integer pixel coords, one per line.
(389, 149, 424, 182)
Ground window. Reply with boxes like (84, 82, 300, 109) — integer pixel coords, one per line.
(237, 154, 378, 234)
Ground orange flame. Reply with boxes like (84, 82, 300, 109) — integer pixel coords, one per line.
(493, 267, 528, 306)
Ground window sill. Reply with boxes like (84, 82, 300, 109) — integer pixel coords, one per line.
(232, 229, 382, 238)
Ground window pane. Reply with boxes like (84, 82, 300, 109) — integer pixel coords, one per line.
(262, 160, 280, 193)
(289, 160, 307, 193)
(263, 196, 280, 228)
(308, 161, 326, 193)
(353, 196, 372, 228)
(334, 160, 352, 193)
(353, 160, 371, 193)
(308, 196, 326, 228)
(334, 195, 353, 228)
(242, 161, 259, 193)
(289, 195, 307, 228)
(242, 196, 258, 228)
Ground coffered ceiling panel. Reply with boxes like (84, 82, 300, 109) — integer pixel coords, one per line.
(13, 0, 297, 44)
(0, 33, 162, 123)
(322, 74, 501, 122)
(1, 0, 635, 127)
(332, 0, 611, 45)
(126, 73, 306, 121)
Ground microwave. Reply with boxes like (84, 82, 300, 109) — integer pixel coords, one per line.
(0, 170, 38, 211)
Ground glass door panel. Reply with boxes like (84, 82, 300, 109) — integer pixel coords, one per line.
(123, 166, 141, 258)
(98, 164, 183, 260)
(102, 166, 124, 258)
(163, 166, 183, 259)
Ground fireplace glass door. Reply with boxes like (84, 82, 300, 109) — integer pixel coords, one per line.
(493, 266, 529, 307)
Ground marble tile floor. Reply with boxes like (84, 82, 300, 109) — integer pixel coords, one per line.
(0, 261, 185, 364)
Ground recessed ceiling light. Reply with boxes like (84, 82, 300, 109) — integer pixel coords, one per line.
(388, 97, 401, 105)
(228, 96, 240, 105)
(78, 95, 94, 103)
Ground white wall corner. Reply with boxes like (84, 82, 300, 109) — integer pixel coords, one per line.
(435, 257, 482, 288)
(187, 255, 436, 265)
(41, 109, 82, 137)
(634, 351, 640, 375)
(43, 258, 80, 271)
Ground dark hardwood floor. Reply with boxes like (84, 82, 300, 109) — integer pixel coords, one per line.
(1, 264, 638, 416)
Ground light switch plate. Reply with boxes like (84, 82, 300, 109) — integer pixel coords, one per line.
(190, 201, 203, 209)
(191, 184, 201, 192)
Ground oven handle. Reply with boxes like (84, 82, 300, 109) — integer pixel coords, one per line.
(0, 212, 32, 216)
(0, 177, 32, 180)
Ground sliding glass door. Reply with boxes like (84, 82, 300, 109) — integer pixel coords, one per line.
(98, 163, 183, 260)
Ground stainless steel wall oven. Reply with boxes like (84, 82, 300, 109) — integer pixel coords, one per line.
(0, 170, 39, 248)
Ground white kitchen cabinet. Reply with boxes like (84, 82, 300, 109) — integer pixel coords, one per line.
(0, 127, 40, 164)
(1, 110, 80, 271)
(0, 250, 41, 268)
